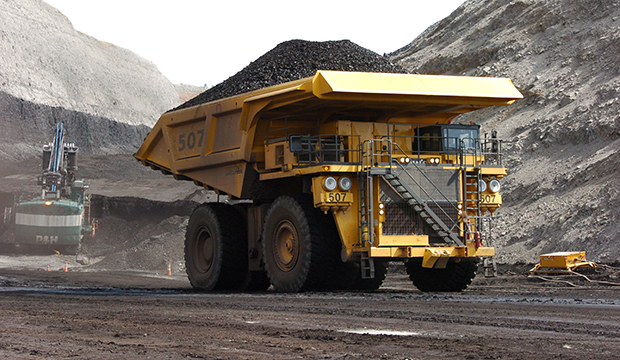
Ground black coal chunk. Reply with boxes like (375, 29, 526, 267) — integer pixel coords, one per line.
(172, 39, 407, 111)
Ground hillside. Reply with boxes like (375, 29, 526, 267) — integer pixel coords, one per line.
(0, 0, 180, 160)
(391, 0, 620, 263)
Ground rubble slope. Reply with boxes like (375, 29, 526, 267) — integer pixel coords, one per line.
(391, 0, 620, 263)
(0, 0, 180, 160)
(0, 0, 179, 126)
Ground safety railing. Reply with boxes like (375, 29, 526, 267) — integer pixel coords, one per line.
(287, 134, 362, 166)
(389, 141, 462, 234)
(265, 116, 320, 144)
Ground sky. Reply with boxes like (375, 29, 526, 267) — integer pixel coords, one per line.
(44, 0, 465, 87)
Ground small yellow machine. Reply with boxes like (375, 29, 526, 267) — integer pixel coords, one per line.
(135, 70, 522, 292)
(530, 251, 597, 274)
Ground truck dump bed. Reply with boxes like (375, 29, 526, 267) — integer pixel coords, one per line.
(135, 70, 522, 198)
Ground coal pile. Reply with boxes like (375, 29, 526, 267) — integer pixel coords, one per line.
(174, 40, 407, 110)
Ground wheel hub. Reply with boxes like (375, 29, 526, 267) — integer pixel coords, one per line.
(195, 228, 214, 272)
(274, 220, 299, 272)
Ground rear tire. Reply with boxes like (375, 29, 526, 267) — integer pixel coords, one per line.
(185, 204, 247, 291)
(262, 195, 337, 292)
(242, 270, 271, 291)
(406, 260, 478, 292)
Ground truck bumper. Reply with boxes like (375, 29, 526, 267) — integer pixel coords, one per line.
(366, 244, 494, 268)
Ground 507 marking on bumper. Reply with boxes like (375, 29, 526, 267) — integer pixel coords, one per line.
(481, 194, 497, 204)
(326, 193, 351, 202)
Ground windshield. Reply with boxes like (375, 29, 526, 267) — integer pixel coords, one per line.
(443, 127, 479, 151)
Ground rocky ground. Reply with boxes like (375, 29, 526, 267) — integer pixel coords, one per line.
(0, 265, 619, 359)
(0, 0, 184, 162)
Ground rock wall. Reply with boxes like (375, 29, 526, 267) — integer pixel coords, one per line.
(0, 91, 151, 160)
(391, 0, 620, 263)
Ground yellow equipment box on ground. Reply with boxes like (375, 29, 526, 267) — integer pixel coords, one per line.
(530, 251, 597, 274)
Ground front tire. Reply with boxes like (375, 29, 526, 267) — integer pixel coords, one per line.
(262, 195, 336, 292)
(332, 261, 388, 291)
(406, 260, 478, 292)
(185, 204, 247, 291)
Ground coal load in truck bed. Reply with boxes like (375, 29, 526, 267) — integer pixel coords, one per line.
(173, 40, 407, 111)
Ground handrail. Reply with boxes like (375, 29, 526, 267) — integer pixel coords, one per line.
(288, 134, 362, 166)
(265, 116, 319, 144)
(388, 141, 462, 233)
(360, 138, 462, 233)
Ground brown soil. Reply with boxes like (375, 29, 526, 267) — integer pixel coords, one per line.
(0, 267, 619, 359)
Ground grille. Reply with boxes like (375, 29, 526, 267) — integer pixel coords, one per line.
(380, 173, 461, 242)
(395, 167, 460, 202)
(381, 202, 459, 237)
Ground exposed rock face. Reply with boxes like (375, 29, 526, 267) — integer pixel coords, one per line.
(391, 0, 620, 263)
(0, 0, 179, 160)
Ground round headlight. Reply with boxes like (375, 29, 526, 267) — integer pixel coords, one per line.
(339, 177, 352, 191)
(323, 176, 337, 191)
(477, 179, 487, 193)
(489, 179, 501, 193)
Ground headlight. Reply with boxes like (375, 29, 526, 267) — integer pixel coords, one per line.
(339, 177, 352, 191)
(489, 179, 501, 193)
(478, 179, 487, 193)
(323, 176, 337, 191)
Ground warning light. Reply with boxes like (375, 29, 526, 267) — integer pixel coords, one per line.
(323, 166, 330, 171)
(45, 201, 52, 206)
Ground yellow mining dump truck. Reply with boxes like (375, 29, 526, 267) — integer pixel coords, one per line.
(135, 71, 522, 292)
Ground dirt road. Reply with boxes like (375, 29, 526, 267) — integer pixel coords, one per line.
(1, 267, 619, 359)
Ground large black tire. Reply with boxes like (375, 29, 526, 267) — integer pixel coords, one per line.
(262, 195, 337, 292)
(406, 260, 478, 292)
(185, 204, 247, 291)
(241, 270, 272, 291)
(354, 261, 388, 291)
(331, 261, 388, 291)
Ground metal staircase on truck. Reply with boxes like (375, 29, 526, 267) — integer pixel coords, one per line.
(357, 138, 499, 278)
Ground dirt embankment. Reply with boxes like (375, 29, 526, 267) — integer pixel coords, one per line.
(0, 0, 180, 161)
(391, 0, 620, 264)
